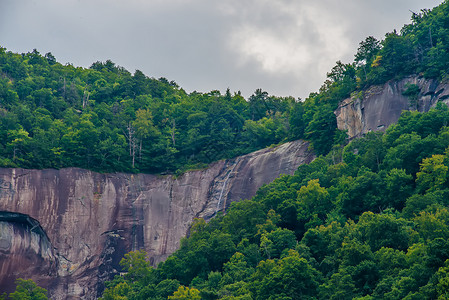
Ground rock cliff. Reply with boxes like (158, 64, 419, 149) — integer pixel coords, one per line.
(335, 76, 449, 138)
(0, 140, 314, 299)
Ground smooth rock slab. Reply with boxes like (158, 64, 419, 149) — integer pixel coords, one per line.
(0, 140, 314, 299)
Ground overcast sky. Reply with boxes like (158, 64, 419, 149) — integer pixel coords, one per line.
(0, 0, 443, 100)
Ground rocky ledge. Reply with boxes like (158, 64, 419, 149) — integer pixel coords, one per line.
(335, 76, 449, 139)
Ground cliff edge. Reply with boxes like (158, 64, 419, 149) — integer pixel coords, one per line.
(335, 76, 449, 138)
(0, 140, 314, 299)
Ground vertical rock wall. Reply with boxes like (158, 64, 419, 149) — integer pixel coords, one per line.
(0, 140, 314, 299)
(335, 76, 449, 138)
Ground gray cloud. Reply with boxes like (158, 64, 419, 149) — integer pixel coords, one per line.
(0, 0, 443, 99)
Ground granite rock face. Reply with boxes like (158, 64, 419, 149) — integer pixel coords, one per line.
(335, 76, 449, 138)
(0, 140, 314, 299)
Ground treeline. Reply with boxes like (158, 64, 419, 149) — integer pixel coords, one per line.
(1, 1, 449, 173)
(99, 1, 449, 299)
(0, 49, 304, 173)
(101, 104, 449, 300)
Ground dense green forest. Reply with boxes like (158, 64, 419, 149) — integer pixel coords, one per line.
(0, 47, 306, 174)
(2, 0, 448, 174)
(98, 1, 449, 300)
(4, 0, 449, 299)
(99, 106, 449, 300)
(2, 0, 449, 174)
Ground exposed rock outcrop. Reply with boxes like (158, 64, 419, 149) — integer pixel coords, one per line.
(0, 212, 58, 292)
(335, 76, 449, 138)
(0, 140, 314, 299)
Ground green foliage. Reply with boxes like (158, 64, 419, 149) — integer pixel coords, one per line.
(6, 2, 449, 299)
(5, 1, 449, 172)
(9, 279, 48, 300)
(168, 286, 201, 300)
(119, 250, 154, 284)
(402, 83, 420, 99)
(436, 260, 449, 299)
(260, 228, 296, 259)
(416, 154, 448, 193)
(385, 168, 414, 210)
(102, 104, 449, 299)
(0, 48, 297, 174)
(356, 212, 411, 251)
(251, 250, 321, 299)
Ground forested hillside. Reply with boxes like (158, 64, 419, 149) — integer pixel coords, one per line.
(1, 0, 449, 174)
(0, 48, 309, 174)
(99, 106, 449, 299)
(4, 0, 449, 299)
(96, 1, 449, 299)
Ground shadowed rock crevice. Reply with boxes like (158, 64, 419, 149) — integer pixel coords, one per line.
(0, 211, 58, 294)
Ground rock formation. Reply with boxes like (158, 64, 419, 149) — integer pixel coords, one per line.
(0, 140, 314, 299)
(335, 76, 449, 138)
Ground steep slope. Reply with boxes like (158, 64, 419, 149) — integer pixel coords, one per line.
(0, 140, 314, 299)
(335, 76, 449, 138)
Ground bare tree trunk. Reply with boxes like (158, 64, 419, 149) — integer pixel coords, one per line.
(171, 119, 176, 146)
(83, 89, 90, 109)
(139, 140, 142, 163)
(124, 123, 137, 168)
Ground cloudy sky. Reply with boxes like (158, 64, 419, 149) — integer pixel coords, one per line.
(0, 0, 443, 100)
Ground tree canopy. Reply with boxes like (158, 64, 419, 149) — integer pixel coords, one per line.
(4, 1, 449, 299)
(100, 2, 449, 297)
(0, 49, 305, 174)
(101, 104, 449, 299)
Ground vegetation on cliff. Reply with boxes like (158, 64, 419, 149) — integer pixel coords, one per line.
(3, 0, 449, 299)
(97, 1, 449, 299)
(1, 2, 449, 173)
(1, 279, 48, 300)
(101, 105, 449, 299)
